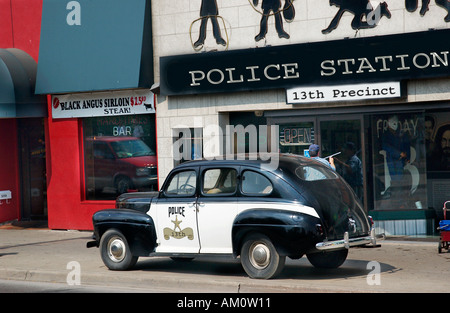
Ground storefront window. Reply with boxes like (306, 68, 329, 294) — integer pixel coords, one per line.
(371, 113, 427, 211)
(83, 115, 157, 200)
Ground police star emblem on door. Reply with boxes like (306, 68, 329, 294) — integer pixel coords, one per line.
(163, 216, 195, 240)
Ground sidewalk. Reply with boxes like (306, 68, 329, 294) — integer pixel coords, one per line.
(0, 220, 49, 230)
(0, 221, 446, 293)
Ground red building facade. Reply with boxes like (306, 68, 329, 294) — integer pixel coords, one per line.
(0, 0, 45, 224)
(0, 0, 155, 230)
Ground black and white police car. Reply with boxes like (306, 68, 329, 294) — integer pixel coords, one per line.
(87, 154, 383, 279)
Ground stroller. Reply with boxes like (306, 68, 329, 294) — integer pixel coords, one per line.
(438, 201, 450, 253)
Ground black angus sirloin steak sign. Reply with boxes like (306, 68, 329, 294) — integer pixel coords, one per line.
(160, 29, 450, 96)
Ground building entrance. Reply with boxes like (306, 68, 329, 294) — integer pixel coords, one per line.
(272, 115, 366, 208)
(18, 118, 47, 220)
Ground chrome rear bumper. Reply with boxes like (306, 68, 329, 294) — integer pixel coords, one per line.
(316, 228, 385, 251)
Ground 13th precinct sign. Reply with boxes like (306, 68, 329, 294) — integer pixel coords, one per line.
(160, 29, 450, 96)
(286, 82, 403, 104)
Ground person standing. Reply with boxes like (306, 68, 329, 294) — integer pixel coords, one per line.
(335, 142, 363, 200)
(308, 144, 336, 170)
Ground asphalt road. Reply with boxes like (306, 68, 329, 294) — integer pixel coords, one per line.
(0, 228, 449, 293)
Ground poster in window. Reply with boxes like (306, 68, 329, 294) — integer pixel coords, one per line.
(425, 112, 450, 212)
(426, 112, 450, 172)
(372, 113, 427, 211)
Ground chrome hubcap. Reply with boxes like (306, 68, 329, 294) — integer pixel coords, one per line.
(249, 242, 270, 269)
(108, 237, 126, 262)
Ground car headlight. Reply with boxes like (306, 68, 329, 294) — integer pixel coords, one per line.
(136, 167, 150, 176)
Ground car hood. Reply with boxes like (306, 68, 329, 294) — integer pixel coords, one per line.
(300, 178, 370, 240)
(119, 155, 157, 167)
(115, 191, 159, 213)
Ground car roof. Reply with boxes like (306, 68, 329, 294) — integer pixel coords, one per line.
(174, 153, 323, 172)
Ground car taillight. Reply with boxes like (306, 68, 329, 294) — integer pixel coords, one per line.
(316, 224, 324, 236)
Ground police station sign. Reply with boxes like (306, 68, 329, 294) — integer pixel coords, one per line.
(160, 29, 450, 96)
(51, 89, 155, 119)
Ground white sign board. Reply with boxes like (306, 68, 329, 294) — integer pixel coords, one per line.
(52, 89, 155, 119)
(0, 190, 12, 200)
(286, 82, 402, 104)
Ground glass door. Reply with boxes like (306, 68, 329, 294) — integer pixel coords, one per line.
(18, 118, 47, 220)
(319, 117, 365, 204)
(269, 115, 366, 208)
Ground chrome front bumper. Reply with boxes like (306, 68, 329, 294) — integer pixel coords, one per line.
(316, 228, 385, 251)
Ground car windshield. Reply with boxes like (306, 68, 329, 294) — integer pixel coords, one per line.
(295, 164, 338, 181)
(110, 139, 155, 158)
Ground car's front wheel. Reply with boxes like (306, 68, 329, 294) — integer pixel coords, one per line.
(100, 229, 138, 270)
(240, 233, 285, 279)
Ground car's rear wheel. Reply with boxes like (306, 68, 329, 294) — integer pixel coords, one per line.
(100, 229, 138, 270)
(240, 233, 285, 279)
(306, 249, 348, 269)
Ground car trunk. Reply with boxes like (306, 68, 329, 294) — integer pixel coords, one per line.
(302, 178, 370, 241)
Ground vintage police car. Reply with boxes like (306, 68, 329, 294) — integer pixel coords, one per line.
(87, 154, 383, 279)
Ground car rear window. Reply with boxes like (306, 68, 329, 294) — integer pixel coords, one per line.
(241, 170, 273, 195)
(295, 165, 338, 181)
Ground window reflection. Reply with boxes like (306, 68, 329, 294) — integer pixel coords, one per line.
(83, 116, 157, 200)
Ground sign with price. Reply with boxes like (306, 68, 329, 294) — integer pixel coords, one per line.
(51, 89, 155, 118)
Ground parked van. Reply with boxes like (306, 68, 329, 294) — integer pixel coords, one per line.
(85, 136, 157, 196)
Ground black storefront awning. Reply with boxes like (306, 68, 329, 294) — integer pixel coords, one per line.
(0, 49, 47, 118)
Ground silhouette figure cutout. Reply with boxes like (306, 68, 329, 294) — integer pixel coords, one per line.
(322, 0, 391, 34)
(436, 0, 450, 22)
(407, 0, 450, 22)
(193, 0, 227, 50)
(253, 0, 292, 42)
(405, 0, 430, 15)
(283, 0, 295, 22)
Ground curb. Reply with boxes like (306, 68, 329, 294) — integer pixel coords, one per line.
(0, 267, 363, 293)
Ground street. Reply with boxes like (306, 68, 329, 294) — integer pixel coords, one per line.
(0, 227, 449, 294)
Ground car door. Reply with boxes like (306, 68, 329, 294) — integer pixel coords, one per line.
(196, 166, 239, 254)
(151, 168, 200, 254)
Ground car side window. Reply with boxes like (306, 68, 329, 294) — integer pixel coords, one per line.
(241, 170, 273, 195)
(93, 142, 114, 159)
(202, 168, 237, 195)
(165, 170, 197, 196)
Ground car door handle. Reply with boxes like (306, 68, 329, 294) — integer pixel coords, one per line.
(196, 202, 205, 212)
